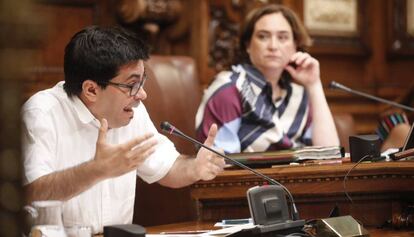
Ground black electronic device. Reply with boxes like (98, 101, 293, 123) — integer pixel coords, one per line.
(247, 185, 289, 225)
(160, 121, 304, 234)
(104, 224, 145, 237)
(349, 134, 381, 162)
(246, 185, 305, 234)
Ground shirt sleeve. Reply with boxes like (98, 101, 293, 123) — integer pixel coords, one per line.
(196, 84, 243, 153)
(134, 104, 180, 184)
(22, 108, 57, 185)
(300, 109, 313, 146)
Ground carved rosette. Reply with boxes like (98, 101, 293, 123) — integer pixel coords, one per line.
(117, 0, 182, 24)
(208, 0, 282, 71)
(116, 0, 187, 51)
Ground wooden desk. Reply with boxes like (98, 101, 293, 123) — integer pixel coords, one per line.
(146, 221, 414, 237)
(190, 161, 414, 226)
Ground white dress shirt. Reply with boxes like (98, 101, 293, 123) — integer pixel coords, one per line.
(22, 81, 179, 233)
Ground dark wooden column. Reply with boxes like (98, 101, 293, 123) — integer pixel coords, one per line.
(0, 0, 41, 236)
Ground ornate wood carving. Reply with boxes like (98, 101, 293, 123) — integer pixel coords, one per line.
(194, 173, 414, 189)
(117, 0, 182, 24)
(208, 4, 239, 71)
(207, 0, 282, 71)
(116, 0, 187, 53)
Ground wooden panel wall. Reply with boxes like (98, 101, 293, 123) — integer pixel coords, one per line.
(26, 0, 414, 135)
(23, 0, 115, 100)
(117, 0, 414, 134)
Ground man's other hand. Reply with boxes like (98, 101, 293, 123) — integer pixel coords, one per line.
(93, 118, 158, 178)
(194, 123, 226, 181)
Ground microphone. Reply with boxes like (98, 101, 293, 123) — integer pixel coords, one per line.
(329, 81, 414, 112)
(160, 121, 300, 221)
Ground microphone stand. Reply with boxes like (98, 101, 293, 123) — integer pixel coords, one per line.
(329, 81, 414, 112)
(160, 121, 300, 221)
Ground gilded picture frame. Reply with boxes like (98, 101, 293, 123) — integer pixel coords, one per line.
(301, 0, 369, 56)
(304, 0, 358, 37)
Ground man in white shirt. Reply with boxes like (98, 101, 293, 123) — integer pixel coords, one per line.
(22, 26, 225, 233)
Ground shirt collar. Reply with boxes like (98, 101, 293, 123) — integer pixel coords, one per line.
(242, 64, 292, 91)
(242, 64, 267, 89)
(72, 95, 99, 126)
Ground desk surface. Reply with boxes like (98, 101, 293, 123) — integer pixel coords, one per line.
(145, 221, 414, 237)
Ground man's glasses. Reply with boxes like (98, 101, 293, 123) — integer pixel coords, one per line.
(102, 73, 147, 97)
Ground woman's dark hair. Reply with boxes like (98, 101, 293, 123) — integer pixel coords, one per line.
(63, 25, 150, 96)
(236, 4, 312, 65)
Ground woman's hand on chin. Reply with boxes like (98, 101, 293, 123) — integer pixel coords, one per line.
(285, 51, 321, 88)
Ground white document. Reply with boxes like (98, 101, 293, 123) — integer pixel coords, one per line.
(147, 223, 255, 237)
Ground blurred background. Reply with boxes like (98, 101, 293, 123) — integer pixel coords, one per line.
(1, 0, 414, 236)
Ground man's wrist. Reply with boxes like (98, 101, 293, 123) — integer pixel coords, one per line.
(85, 159, 108, 182)
(190, 157, 203, 183)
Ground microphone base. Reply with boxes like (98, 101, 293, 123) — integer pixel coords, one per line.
(103, 224, 146, 237)
(256, 219, 305, 234)
(226, 219, 305, 237)
(316, 215, 370, 237)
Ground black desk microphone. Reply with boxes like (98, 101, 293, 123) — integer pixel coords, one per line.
(160, 121, 300, 221)
(329, 81, 414, 112)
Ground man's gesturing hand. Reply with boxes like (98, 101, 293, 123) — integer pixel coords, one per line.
(194, 124, 226, 181)
(94, 118, 158, 178)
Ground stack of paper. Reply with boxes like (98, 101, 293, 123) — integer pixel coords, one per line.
(295, 146, 344, 160)
(226, 146, 344, 166)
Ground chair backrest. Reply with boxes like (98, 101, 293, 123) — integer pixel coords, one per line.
(333, 113, 356, 152)
(134, 55, 200, 227)
(144, 55, 201, 155)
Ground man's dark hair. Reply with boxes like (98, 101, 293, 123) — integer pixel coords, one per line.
(63, 25, 150, 96)
(236, 4, 312, 65)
